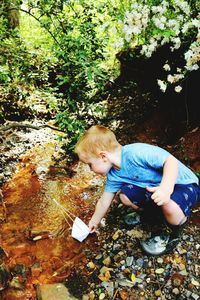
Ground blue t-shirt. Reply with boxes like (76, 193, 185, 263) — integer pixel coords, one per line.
(105, 143, 199, 193)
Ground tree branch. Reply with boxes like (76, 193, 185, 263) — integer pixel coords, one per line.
(0, 121, 65, 132)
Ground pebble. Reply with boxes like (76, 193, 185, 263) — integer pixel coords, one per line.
(101, 281, 114, 298)
(135, 258, 144, 268)
(171, 273, 184, 286)
(99, 293, 105, 299)
(95, 254, 102, 260)
(126, 256, 134, 267)
(103, 257, 111, 266)
(195, 244, 200, 250)
(185, 290, 192, 297)
(87, 262, 96, 269)
(172, 288, 180, 295)
(157, 258, 163, 264)
(155, 289, 162, 297)
(191, 293, 199, 300)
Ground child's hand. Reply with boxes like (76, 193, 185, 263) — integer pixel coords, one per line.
(146, 186, 171, 206)
(88, 220, 99, 233)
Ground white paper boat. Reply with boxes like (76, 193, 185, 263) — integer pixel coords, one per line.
(71, 217, 90, 242)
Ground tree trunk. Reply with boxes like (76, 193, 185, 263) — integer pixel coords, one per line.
(1, 0, 20, 29)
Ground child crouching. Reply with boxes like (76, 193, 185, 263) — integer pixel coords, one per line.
(75, 125, 200, 255)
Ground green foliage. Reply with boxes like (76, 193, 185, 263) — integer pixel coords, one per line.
(0, 0, 199, 153)
(55, 111, 86, 151)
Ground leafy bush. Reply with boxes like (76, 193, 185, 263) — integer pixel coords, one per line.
(118, 0, 199, 93)
(0, 0, 199, 152)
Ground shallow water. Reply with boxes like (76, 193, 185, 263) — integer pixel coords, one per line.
(0, 142, 104, 299)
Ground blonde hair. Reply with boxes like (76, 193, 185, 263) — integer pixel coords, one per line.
(75, 125, 120, 160)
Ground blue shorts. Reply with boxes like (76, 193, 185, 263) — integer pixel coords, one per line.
(121, 183, 200, 217)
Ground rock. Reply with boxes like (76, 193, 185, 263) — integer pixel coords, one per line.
(195, 244, 200, 250)
(155, 290, 162, 297)
(9, 277, 25, 289)
(171, 273, 184, 286)
(101, 281, 114, 298)
(126, 256, 134, 267)
(135, 258, 144, 268)
(0, 264, 10, 291)
(157, 258, 163, 264)
(99, 293, 106, 299)
(87, 262, 96, 269)
(10, 264, 30, 278)
(185, 289, 192, 297)
(172, 288, 180, 295)
(118, 279, 135, 288)
(191, 293, 199, 300)
(112, 229, 122, 240)
(37, 283, 78, 300)
(0, 247, 8, 264)
(103, 256, 111, 266)
(95, 254, 102, 260)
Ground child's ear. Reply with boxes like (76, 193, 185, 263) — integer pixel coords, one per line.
(99, 151, 108, 160)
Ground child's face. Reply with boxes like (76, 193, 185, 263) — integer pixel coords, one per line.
(82, 155, 112, 176)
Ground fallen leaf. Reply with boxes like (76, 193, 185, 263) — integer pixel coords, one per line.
(98, 270, 111, 282)
(119, 289, 128, 300)
(131, 273, 136, 283)
(155, 268, 165, 274)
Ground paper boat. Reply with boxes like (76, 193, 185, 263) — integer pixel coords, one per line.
(71, 217, 90, 242)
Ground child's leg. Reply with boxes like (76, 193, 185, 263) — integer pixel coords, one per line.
(119, 193, 141, 210)
(161, 200, 185, 225)
(140, 183, 200, 255)
(161, 183, 200, 225)
(119, 184, 147, 210)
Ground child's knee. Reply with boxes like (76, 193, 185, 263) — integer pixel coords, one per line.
(119, 193, 139, 210)
(162, 199, 185, 225)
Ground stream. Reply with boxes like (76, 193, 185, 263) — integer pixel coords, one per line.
(0, 131, 104, 299)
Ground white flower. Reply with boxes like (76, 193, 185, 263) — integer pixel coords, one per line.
(163, 64, 171, 71)
(186, 64, 199, 71)
(175, 85, 182, 93)
(167, 75, 174, 83)
(157, 79, 167, 92)
(111, 27, 117, 35)
(172, 37, 181, 49)
(182, 23, 190, 33)
(184, 49, 193, 60)
(114, 38, 124, 49)
(191, 18, 199, 27)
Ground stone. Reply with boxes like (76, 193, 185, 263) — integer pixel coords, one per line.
(103, 256, 111, 266)
(126, 256, 134, 267)
(37, 283, 78, 300)
(0, 264, 10, 291)
(155, 290, 162, 297)
(172, 288, 180, 295)
(171, 273, 184, 287)
(191, 293, 199, 300)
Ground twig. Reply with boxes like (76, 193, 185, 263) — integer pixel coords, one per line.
(0, 122, 65, 132)
(112, 288, 119, 300)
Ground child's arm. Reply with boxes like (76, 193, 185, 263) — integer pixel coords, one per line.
(89, 191, 115, 232)
(146, 155, 178, 206)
